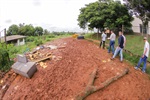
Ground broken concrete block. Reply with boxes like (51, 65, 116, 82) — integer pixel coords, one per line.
(17, 54, 28, 63)
(12, 62, 37, 78)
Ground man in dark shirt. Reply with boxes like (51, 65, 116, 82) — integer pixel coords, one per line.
(111, 31, 125, 62)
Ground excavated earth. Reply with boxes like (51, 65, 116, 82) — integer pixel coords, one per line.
(1, 37, 150, 100)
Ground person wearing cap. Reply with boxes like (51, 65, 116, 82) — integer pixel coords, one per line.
(134, 37, 150, 73)
(100, 31, 107, 49)
(111, 31, 124, 62)
(108, 30, 116, 54)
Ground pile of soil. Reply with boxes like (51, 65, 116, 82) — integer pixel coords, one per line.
(1, 38, 150, 100)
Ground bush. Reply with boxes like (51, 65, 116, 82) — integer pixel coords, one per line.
(26, 36, 35, 42)
(0, 48, 11, 72)
(48, 34, 55, 38)
(46, 38, 51, 42)
(34, 39, 43, 46)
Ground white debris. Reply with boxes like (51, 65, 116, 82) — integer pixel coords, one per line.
(47, 45, 57, 50)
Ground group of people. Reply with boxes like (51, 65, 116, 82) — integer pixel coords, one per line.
(100, 30, 149, 73)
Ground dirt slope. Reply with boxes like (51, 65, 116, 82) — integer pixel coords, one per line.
(2, 38, 150, 100)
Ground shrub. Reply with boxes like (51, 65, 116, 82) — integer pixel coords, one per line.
(0, 48, 11, 72)
(26, 36, 35, 42)
(34, 39, 43, 46)
(46, 38, 51, 42)
(48, 34, 55, 38)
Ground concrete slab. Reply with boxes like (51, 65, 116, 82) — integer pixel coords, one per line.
(17, 54, 28, 63)
(12, 62, 37, 78)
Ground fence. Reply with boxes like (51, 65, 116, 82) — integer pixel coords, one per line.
(132, 25, 150, 35)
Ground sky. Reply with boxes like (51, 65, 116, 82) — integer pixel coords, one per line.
(0, 0, 124, 34)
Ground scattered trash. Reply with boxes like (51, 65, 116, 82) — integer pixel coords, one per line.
(77, 36, 84, 39)
(47, 45, 57, 50)
(102, 60, 106, 63)
(36, 47, 40, 50)
(40, 45, 44, 49)
(72, 34, 78, 38)
(2, 85, 7, 90)
(40, 62, 47, 69)
(0, 80, 3, 84)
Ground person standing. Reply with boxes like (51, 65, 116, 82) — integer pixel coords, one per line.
(134, 37, 150, 73)
(100, 31, 107, 49)
(108, 30, 116, 54)
(111, 31, 124, 62)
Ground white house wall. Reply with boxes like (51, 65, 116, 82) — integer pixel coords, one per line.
(17, 38, 25, 46)
(131, 17, 142, 33)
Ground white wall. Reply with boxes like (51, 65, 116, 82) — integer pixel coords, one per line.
(131, 17, 142, 33)
(17, 38, 25, 46)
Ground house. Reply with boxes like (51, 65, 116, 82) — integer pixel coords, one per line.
(0, 35, 26, 46)
(131, 16, 150, 34)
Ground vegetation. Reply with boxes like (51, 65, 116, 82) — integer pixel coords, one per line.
(0, 32, 71, 72)
(78, 0, 133, 33)
(7, 24, 44, 36)
(0, 46, 11, 72)
(84, 33, 150, 74)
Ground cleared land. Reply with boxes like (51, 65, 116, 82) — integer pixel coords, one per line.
(1, 37, 150, 100)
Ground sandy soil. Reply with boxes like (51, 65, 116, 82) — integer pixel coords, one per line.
(1, 37, 150, 100)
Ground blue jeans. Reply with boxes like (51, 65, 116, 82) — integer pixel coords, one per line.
(136, 55, 147, 72)
(113, 47, 123, 61)
(108, 40, 115, 54)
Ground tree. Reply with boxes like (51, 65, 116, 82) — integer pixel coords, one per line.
(18, 24, 35, 36)
(43, 29, 49, 35)
(7, 24, 19, 36)
(78, 1, 133, 33)
(7, 24, 44, 36)
(104, 2, 133, 31)
(35, 26, 43, 36)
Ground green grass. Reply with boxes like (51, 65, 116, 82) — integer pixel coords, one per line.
(84, 33, 150, 74)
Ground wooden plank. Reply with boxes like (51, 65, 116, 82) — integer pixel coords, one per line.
(33, 56, 52, 63)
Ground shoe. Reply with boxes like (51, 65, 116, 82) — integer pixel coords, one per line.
(120, 61, 123, 63)
(142, 70, 146, 73)
(111, 58, 114, 60)
(134, 67, 138, 70)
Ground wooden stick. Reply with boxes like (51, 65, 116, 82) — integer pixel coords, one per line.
(74, 68, 129, 100)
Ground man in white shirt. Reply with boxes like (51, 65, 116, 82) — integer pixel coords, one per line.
(134, 37, 149, 73)
(108, 30, 116, 54)
(100, 31, 107, 49)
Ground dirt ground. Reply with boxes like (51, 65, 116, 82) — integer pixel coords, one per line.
(1, 37, 150, 100)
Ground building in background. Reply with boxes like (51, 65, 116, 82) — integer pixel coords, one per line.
(0, 35, 26, 46)
(131, 16, 150, 34)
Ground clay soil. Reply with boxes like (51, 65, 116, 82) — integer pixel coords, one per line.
(1, 37, 150, 100)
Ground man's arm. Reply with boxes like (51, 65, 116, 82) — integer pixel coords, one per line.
(123, 37, 126, 47)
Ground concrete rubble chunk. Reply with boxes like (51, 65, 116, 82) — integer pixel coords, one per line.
(17, 54, 28, 63)
(12, 55, 37, 78)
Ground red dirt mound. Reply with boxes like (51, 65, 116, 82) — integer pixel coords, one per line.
(2, 37, 150, 100)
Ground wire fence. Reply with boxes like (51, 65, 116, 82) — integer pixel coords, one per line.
(132, 25, 150, 34)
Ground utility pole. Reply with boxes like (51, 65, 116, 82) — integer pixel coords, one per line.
(4, 28, 7, 44)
